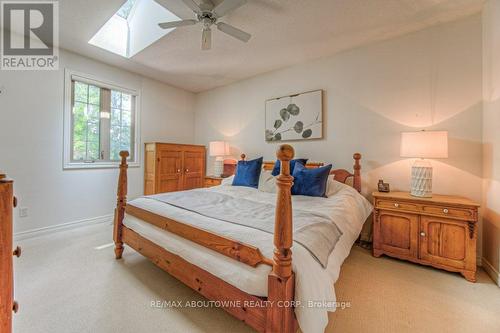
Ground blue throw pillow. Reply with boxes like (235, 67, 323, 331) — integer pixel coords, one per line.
(271, 158, 308, 176)
(291, 162, 332, 197)
(232, 157, 263, 188)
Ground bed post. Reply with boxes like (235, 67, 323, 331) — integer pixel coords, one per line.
(113, 151, 129, 259)
(266, 144, 296, 333)
(353, 153, 361, 193)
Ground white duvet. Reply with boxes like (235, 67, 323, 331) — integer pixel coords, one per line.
(124, 180, 372, 333)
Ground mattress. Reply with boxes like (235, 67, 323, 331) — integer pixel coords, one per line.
(123, 181, 372, 333)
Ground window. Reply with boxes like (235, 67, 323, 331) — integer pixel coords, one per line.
(64, 70, 140, 169)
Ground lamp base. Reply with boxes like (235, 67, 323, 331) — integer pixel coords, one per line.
(213, 159, 223, 177)
(410, 159, 433, 198)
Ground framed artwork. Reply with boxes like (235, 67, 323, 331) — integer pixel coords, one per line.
(265, 89, 323, 142)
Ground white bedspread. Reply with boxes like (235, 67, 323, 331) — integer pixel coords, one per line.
(123, 181, 372, 333)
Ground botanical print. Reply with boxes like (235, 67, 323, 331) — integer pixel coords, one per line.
(265, 90, 323, 141)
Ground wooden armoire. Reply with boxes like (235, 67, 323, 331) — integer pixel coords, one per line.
(144, 143, 206, 195)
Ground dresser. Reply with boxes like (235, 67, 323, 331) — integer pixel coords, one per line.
(0, 173, 20, 333)
(144, 143, 206, 195)
(372, 192, 479, 282)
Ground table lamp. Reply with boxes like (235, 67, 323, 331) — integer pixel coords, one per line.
(400, 130, 448, 197)
(209, 141, 230, 177)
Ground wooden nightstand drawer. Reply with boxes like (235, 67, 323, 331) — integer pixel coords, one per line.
(421, 205, 475, 221)
(205, 177, 223, 188)
(377, 199, 419, 212)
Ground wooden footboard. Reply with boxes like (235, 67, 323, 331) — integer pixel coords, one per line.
(125, 204, 272, 267)
(122, 225, 269, 332)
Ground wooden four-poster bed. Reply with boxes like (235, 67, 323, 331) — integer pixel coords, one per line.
(113, 144, 361, 333)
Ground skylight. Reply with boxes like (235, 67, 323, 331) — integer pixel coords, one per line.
(116, 0, 136, 19)
(89, 0, 180, 58)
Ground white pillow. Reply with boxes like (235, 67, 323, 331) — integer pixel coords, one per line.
(326, 175, 358, 197)
(258, 170, 277, 193)
(221, 175, 234, 186)
(326, 175, 343, 197)
(224, 172, 354, 197)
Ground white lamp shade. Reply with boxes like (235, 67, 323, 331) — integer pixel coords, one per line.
(400, 131, 448, 159)
(209, 141, 230, 157)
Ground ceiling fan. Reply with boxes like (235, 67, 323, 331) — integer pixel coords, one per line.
(157, 0, 251, 50)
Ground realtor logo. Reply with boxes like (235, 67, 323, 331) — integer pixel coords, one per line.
(1, 1, 59, 70)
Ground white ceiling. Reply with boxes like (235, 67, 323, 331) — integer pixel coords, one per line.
(59, 0, 484, 92)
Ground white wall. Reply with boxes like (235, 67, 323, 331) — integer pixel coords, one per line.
(0, 49, 195, 234)
(194, 15, 483, 245)
(482, 0, 500, 284)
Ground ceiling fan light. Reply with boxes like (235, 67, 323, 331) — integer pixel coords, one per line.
(202, 28, 212, 50)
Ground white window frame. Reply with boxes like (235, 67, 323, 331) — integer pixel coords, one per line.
(63, 69, 141, 169)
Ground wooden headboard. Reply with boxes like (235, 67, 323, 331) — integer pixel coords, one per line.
(239, 153, 362, 193)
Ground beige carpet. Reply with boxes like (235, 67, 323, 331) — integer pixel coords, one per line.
(13, 223, 500, 333)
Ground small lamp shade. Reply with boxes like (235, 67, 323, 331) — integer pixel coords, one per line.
(400, 131, 448, 159)
(209, 141, 230, 157)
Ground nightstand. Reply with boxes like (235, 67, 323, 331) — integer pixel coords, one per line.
(372, 191, 480, 282)
(205, 176, 223, 188)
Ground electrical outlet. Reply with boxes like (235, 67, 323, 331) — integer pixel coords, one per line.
(19, 207, 28, 218)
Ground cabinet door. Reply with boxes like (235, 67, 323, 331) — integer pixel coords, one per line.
(419, 216, 474, 270)
(157, 148, 183, 193)
(182, 150, 205, 190)
(375, 211, 419, 258)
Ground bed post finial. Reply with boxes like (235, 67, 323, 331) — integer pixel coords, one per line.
(266, 144, 296, 333)
(113, 151, 129, 259)
(353, 153, 361, 193)
(240, 153, 246, 161)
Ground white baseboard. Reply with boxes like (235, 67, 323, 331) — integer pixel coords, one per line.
(482, 257, 500, 287)
(14, 214, 114, 241)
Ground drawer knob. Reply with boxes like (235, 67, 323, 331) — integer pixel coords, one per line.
(177, 169, 181, 173)
(394, 203, 399, 208)
(420, 232, 426, 237)
(443, 208, 449, 214)
(12, 301, 19, 313)
(13, 246, 21, 258)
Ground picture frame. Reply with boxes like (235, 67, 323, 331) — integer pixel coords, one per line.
(265, 89, 323, 142)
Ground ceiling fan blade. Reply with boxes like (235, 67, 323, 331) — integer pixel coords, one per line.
(158, 19, 198, 29)
(202, 28, 212, 50)
(213, 0, 247, 17)
(181, 0, 202, 13)
(216, 22, 251, 42)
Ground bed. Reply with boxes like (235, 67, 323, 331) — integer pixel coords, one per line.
(113, 144, 372, 333)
